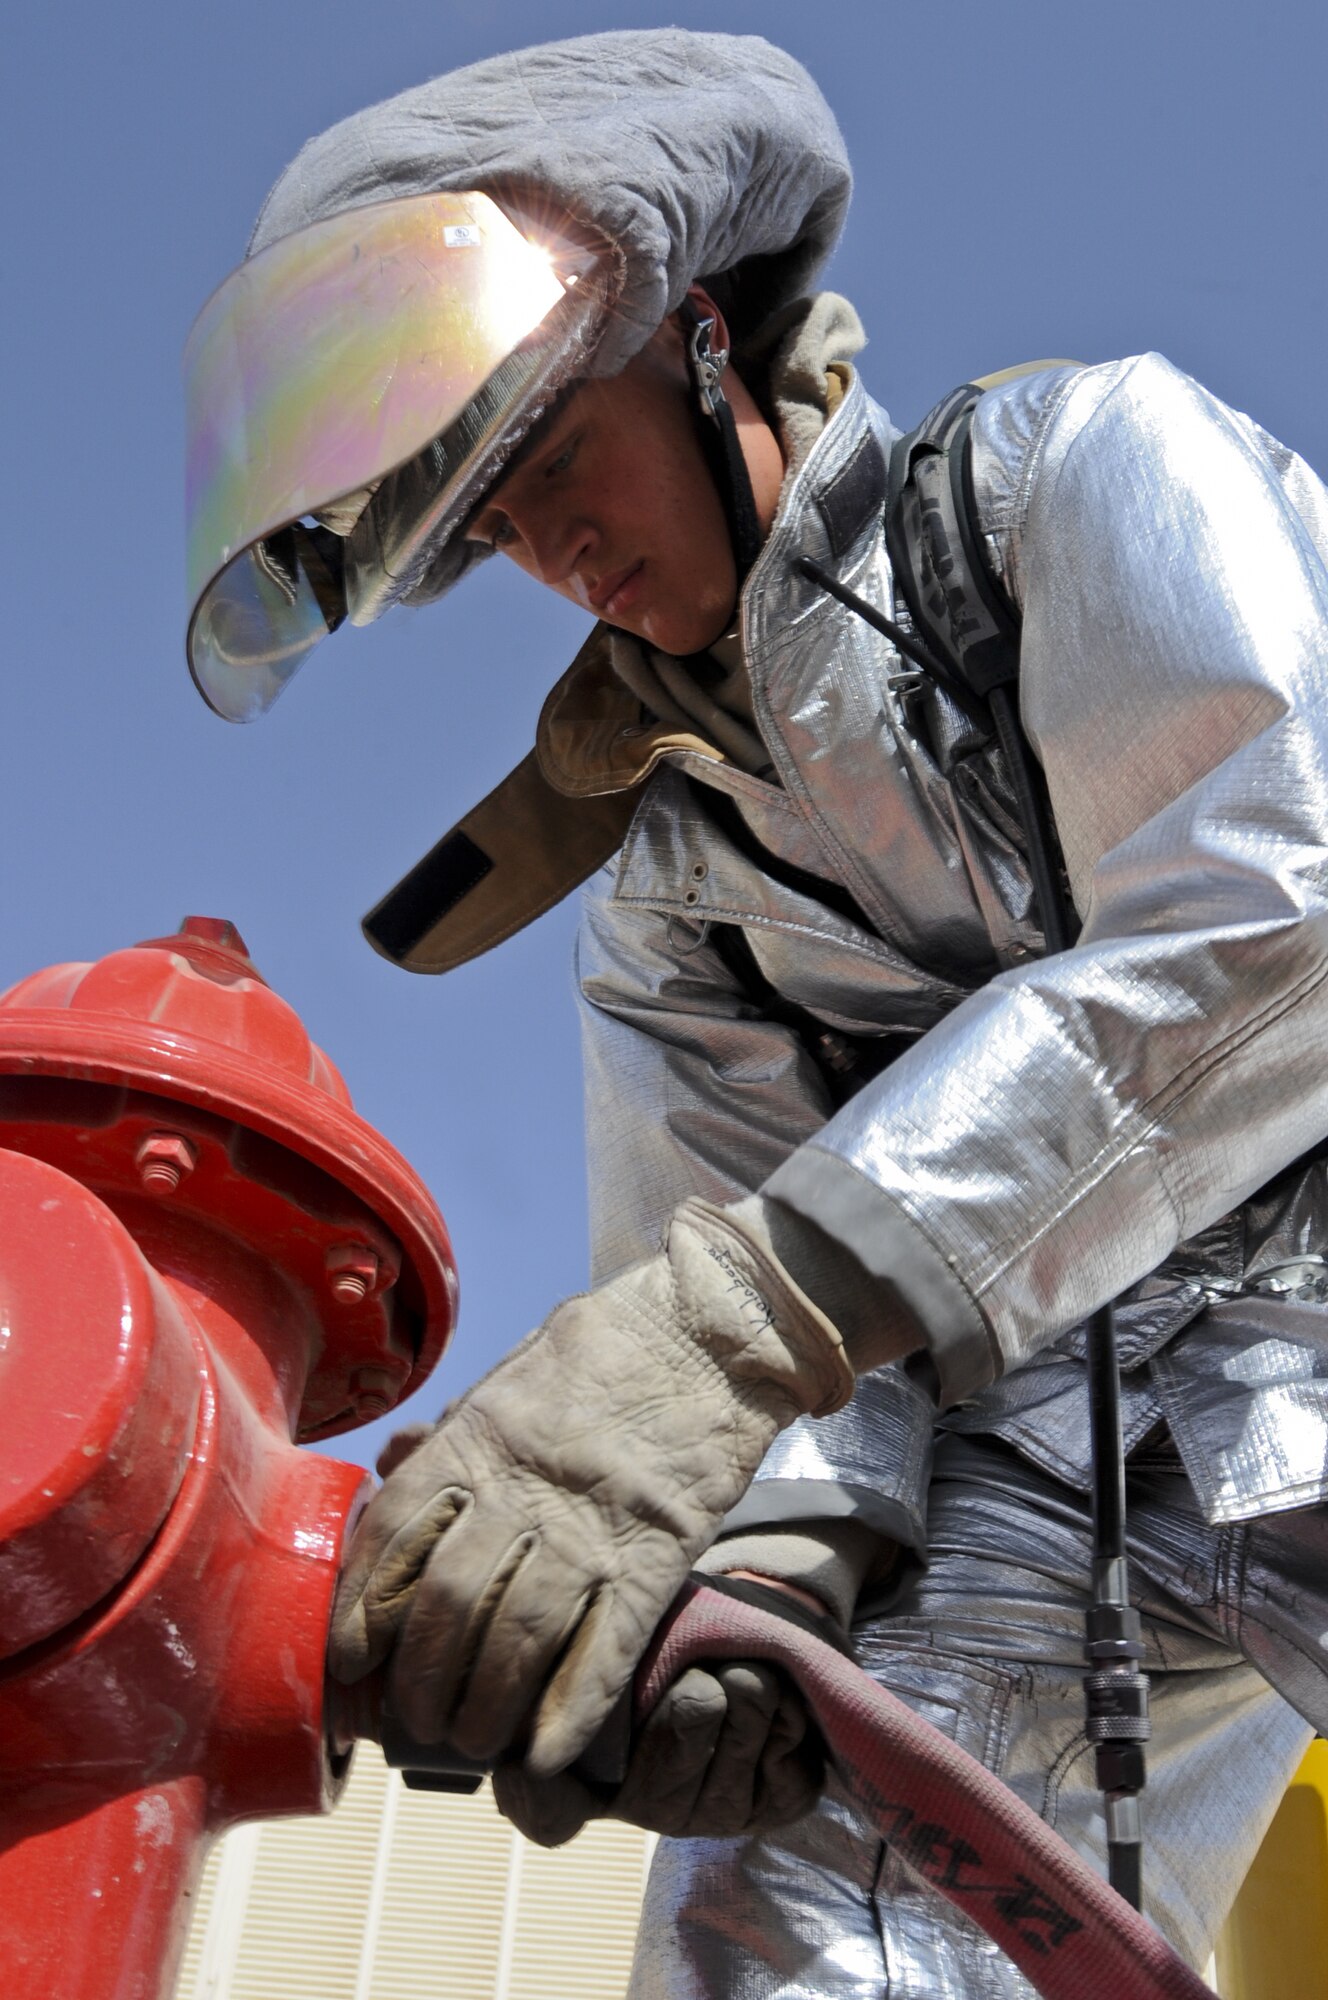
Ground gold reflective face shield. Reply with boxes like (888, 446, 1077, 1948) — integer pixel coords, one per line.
(185, 190, 609, 721)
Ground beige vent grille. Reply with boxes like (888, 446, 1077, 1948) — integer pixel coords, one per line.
(176, 1746, 651, 2000)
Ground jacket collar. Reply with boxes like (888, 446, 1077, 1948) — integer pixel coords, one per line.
(535, 623, 727, 797)
(363, 363, 878, 974)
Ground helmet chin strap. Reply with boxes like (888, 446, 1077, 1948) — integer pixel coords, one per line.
(680, 298, 765, 587)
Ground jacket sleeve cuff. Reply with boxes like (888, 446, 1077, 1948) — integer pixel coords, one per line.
(694, 1518, 882, 1629)
(724, 1350, 938, 1555)
(765, 1145, 1000, 1406)
(718, 1474, 924, 1559)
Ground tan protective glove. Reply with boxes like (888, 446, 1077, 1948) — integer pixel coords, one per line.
(489, 1568, 858, 1849)
(328, 1198, 853, 1778)
(493, 1653, 822, 1849)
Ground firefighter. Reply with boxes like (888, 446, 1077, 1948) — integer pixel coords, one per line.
(186, 30, 1328, 1992)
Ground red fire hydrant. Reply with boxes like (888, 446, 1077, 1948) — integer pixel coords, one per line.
(0, 918, 457, 2000)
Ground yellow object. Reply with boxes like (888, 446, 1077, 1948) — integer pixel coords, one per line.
(1213, 1738, 1328, 1998)
(971, 359, 1080, 390)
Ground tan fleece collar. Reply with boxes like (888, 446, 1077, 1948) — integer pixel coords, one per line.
(360, 622, 732, 974)
(535, 623, 728, 797)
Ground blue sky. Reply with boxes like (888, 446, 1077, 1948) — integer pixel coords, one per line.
(5, 1, 1325, 1469)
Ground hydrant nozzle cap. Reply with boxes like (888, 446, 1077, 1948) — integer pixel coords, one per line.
(136, 915, 262, 981)
(179, 915, 249, 952)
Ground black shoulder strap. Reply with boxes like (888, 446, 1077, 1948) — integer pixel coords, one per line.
(884, 383, 1021, 701)
(884, 373, 1079, 952)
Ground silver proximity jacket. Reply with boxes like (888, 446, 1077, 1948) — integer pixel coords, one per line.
(574, 350, 1328, 1549)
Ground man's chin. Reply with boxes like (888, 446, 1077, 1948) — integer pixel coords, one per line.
(630, 600, 739, 658)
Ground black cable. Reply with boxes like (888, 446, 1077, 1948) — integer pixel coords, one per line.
(1109, 1836, 1143, 1913)
(1084, 1291, 1149, 1909)
(808, 559, 1150, 1911)
(1087, 1302, 1127, 1565)
(796, 557, 990, 729)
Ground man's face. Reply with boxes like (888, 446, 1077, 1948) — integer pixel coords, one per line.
(464, 316, 744, 657)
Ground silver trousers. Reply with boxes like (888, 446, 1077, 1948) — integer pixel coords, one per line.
(628, 1433, 1324, 1998)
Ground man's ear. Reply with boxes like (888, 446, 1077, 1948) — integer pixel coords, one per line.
(660, 284, 732, 366)
(683, 283, 732, 356)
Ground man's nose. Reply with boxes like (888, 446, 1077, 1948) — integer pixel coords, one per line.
(513, 498, 599, 595)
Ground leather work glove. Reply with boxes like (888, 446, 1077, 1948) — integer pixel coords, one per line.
(329, 1198, 854, 1779)
(493, 1657, 820, 1848)
(490, 1571, 854, 1849)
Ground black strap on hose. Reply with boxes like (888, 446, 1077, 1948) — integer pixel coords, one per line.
(806, 380, 1150, 1909)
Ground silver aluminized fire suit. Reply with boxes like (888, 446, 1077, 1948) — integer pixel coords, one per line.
(563, 348, 1328, 1991)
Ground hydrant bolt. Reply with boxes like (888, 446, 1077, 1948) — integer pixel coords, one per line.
(135, 1131, 198, 1195)
(351, 1365, 400, 1418)
(326, 1242, 380, 1303)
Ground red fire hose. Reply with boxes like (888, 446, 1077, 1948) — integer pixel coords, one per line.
(636, 1580, 1216, 2000)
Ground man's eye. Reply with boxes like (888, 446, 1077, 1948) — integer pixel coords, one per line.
(546, 441, 577, 477)
(490, 517, 516, 548)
